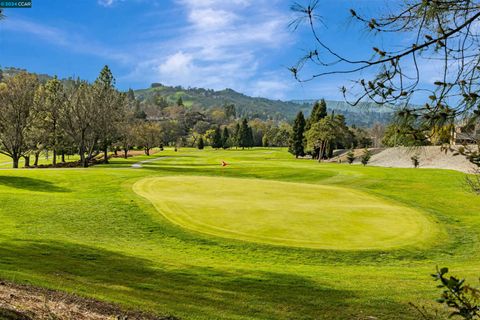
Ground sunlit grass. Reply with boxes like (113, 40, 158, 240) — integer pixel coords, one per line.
(0, 147, 478, 319)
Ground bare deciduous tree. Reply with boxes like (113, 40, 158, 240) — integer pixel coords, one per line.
(61, 80, 98, 167)
(134, 122, 163, 156)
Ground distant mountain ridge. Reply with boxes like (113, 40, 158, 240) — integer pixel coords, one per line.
(290, 99, 395, 114)
(135, 83, 394, 127)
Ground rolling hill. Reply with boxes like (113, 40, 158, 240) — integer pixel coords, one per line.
(134, 83, 394, 127)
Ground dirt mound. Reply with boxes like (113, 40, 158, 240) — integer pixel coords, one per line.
(0, 281, 178, 320)
(331, 146, 477, 173)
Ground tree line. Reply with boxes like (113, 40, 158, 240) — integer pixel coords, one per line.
(288, 99, 373, 160)
(125, 86, 294, 151)
(0, 67, 297, 168)
(0, 66, 128, 168)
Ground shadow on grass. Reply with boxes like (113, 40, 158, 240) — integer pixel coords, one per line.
(0, 240, 412, 319)
(0, 176, 69, 193)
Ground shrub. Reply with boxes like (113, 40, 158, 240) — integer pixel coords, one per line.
(360, 148, 371, 166)
(346, 150, 355, 164)
(411, 154, 420, 168)
(433, 267, 480, 319)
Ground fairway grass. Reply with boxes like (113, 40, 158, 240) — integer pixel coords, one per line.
(134, 176, 439, 250)
(0, 148, 479, 319)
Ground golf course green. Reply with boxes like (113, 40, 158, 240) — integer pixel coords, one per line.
(133, 176, 438, 250)
(0, 147, 478, 319)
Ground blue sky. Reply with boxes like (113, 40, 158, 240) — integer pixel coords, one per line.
(0, 0, 434, 101)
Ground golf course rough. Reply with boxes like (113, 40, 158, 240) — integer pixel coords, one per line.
(133, 176, 439, 250)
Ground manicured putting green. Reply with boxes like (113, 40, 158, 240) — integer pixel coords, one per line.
(133, 176, 438, 250)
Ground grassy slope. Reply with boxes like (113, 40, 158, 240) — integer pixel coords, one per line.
(0, 148, 479, 319)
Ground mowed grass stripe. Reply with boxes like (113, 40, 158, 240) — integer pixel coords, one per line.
(133, 176, 439, 250)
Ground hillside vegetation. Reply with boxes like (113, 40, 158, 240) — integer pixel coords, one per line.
(134, 83, 394, 126)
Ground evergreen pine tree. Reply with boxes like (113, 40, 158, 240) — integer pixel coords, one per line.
(289, 111, 306, 158)
(95, 65, 115, 88)
(306, 99, 327, 130)
(221, 127, 230, 149)
(238, 119, 249, 149)
(233, 123, 240, 148)
(197, 136, 204, 150)
(306, 99, 328, 159)
(247, 127, 254, 148)
(212, 126, 222, 149)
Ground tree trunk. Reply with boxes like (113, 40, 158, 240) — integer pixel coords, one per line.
(114, 148, 118, 156)
(12, 156, 19, 169)
(61, 150, 65, 163)
(104, 146, 109, 164)
(24, 156, 30, 167)
(53, 149, 57, 166)
(79, 144, 87, 168)
(145, 148, 150, 156)
(124, 148, 128, 159)
(34, 152, 40, 167)
(318, 142, 326, 163)
(85, 141, 97, 168)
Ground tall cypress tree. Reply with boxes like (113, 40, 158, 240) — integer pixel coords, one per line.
(221, 127, 230, 149)
(247, 127, 254, 148)
(306, 99, 327, 130)
(289, 111, 306, 158)
(233, 122, 240, 148)
(306, 99, 328, 159)
(238, 119, 250, 149)
(94, 65, 117, 164)
(212, 126, 223, 149)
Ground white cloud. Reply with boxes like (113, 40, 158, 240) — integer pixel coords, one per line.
(125, 0, 292, 98)
(251, 78, 291, 99)
(2, 18, 130, 63)
(98, 0, 116, 7)
(188, 8, 237, 30)
(157, 52, 193, 76)
(178, 0, 251, 9)
(5, 0, 296, 99)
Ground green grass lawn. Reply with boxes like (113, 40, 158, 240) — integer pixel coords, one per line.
(133, 176, 438, 250)
(0, 147, 479, 319)
(0, 153, 81, 168)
